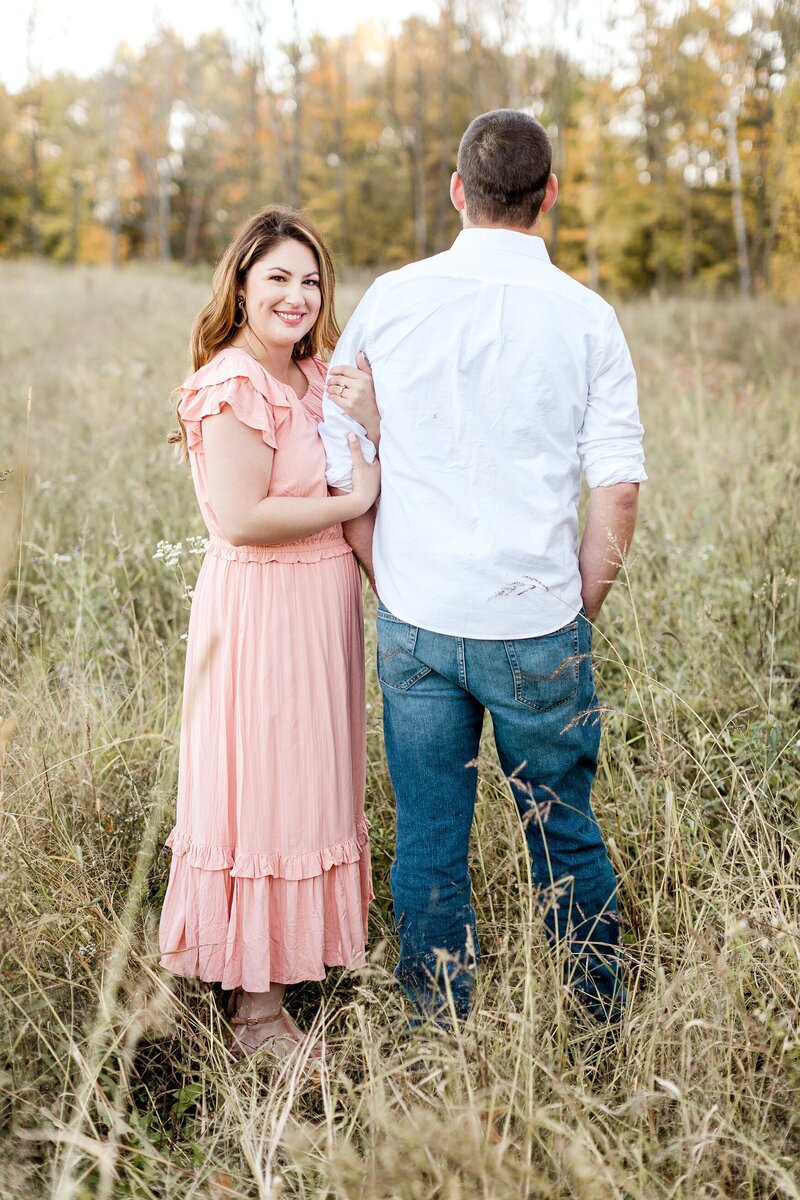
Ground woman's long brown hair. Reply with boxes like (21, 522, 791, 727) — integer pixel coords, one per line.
(169, 205, 340, 459)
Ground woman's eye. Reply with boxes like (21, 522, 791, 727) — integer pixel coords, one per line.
(270, 274, 287, 282)
(304, 279, 320, 287)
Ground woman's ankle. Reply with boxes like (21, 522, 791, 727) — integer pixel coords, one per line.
(237, 985, 285, 1020)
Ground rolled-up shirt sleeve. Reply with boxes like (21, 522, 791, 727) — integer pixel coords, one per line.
(578, 306, 647, 488)
(319, 283, 378, 492)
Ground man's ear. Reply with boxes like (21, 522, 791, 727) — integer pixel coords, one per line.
(450, 171, 466, 212)
(540, 173, 558, 214)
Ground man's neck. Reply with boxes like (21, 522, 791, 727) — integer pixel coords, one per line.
(461, 218, 541, 237)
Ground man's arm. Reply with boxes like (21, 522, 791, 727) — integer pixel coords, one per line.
(578, 483, 639, 622)
(576, 305, 645, 621)
(578, 306, 646, 492)
(319, 283, 379, 492)
(331, 490, 377, 591)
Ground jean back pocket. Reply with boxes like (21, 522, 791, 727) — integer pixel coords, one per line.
(503, 620, 580, 712)
(376, 610, 432, 692)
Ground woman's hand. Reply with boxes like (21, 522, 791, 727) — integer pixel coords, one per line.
(347, 434, 381, 516)
(328, 351, 381, 447)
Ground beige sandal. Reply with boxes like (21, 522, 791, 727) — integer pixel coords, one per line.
(226, 1003, 324, 1063)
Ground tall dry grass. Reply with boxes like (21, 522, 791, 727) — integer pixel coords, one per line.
(0, 260, 798, 1199)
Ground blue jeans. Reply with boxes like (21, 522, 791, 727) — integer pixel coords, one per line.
(376, 603, 624, 1023)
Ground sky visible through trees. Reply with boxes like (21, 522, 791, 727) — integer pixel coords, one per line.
(1, 0, 798, 296)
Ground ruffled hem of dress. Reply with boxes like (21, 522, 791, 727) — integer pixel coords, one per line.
(205, 534, 352, 566)
(165, 816, 370, 881)
(159, 827, 373, 990)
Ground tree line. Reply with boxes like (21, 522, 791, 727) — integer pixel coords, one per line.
(2, 0, 799, 296)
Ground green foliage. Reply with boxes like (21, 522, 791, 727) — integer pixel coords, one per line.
(0, 3, 798, 296)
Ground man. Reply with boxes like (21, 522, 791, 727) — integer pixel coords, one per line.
(320, 109, 646, 1024)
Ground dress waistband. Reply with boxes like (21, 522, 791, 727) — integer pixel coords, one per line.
(206, 531, 351, 565)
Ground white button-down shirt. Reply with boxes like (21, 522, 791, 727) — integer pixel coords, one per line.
(319, 228, 646, 639)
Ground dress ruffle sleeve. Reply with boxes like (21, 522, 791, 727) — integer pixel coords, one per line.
(299, 356, 328, 421)
(178, 349, 292, 453)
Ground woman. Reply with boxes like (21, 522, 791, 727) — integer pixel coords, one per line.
(158, 206, 381, 1059)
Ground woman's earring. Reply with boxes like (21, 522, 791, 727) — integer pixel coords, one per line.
(234, 295, 247, 328)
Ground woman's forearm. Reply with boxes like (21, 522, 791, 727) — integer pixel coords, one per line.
(223, 493, 363, 547)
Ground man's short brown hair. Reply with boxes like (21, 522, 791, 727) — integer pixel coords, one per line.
(457, 109, 552, 228)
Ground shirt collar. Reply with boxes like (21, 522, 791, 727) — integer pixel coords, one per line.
(451, 227, 551, 262)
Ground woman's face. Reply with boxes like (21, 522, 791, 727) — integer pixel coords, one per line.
(239, 238, 322, 352)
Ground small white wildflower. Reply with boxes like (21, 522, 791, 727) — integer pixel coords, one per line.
(726, 917, 748, 938)
(153, 540, 183, 568)
(53, 554, 73, 565)
(187, 535, 209, 556)
(180, 632, 188, 641)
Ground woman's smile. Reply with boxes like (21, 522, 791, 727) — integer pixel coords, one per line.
(274, 308, 306, 326)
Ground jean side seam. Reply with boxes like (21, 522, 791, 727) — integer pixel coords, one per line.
(457, 638, 467, 690)
(503, 640, 523, 702)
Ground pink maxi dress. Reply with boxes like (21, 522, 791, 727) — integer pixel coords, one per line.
(158, 346, 371, 993)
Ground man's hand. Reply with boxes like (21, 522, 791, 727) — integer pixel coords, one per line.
(579, 483, 639, 622)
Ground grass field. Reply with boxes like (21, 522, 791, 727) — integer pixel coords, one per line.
(0, 260, 799, 1200)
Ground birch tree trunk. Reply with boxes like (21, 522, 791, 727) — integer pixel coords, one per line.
(408, 27, 428, 260)
(183, 177, 206, 264)
(240, 0, 267, 194)
(157, 159, 172, 262)
(431, 0, 454, 251)
(333, 38, 351, 261)
(285, 0, 303, 209)
(726, 90, 753, 296)
(24, 9, 42, 256)
(27, 104, 42, 256)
